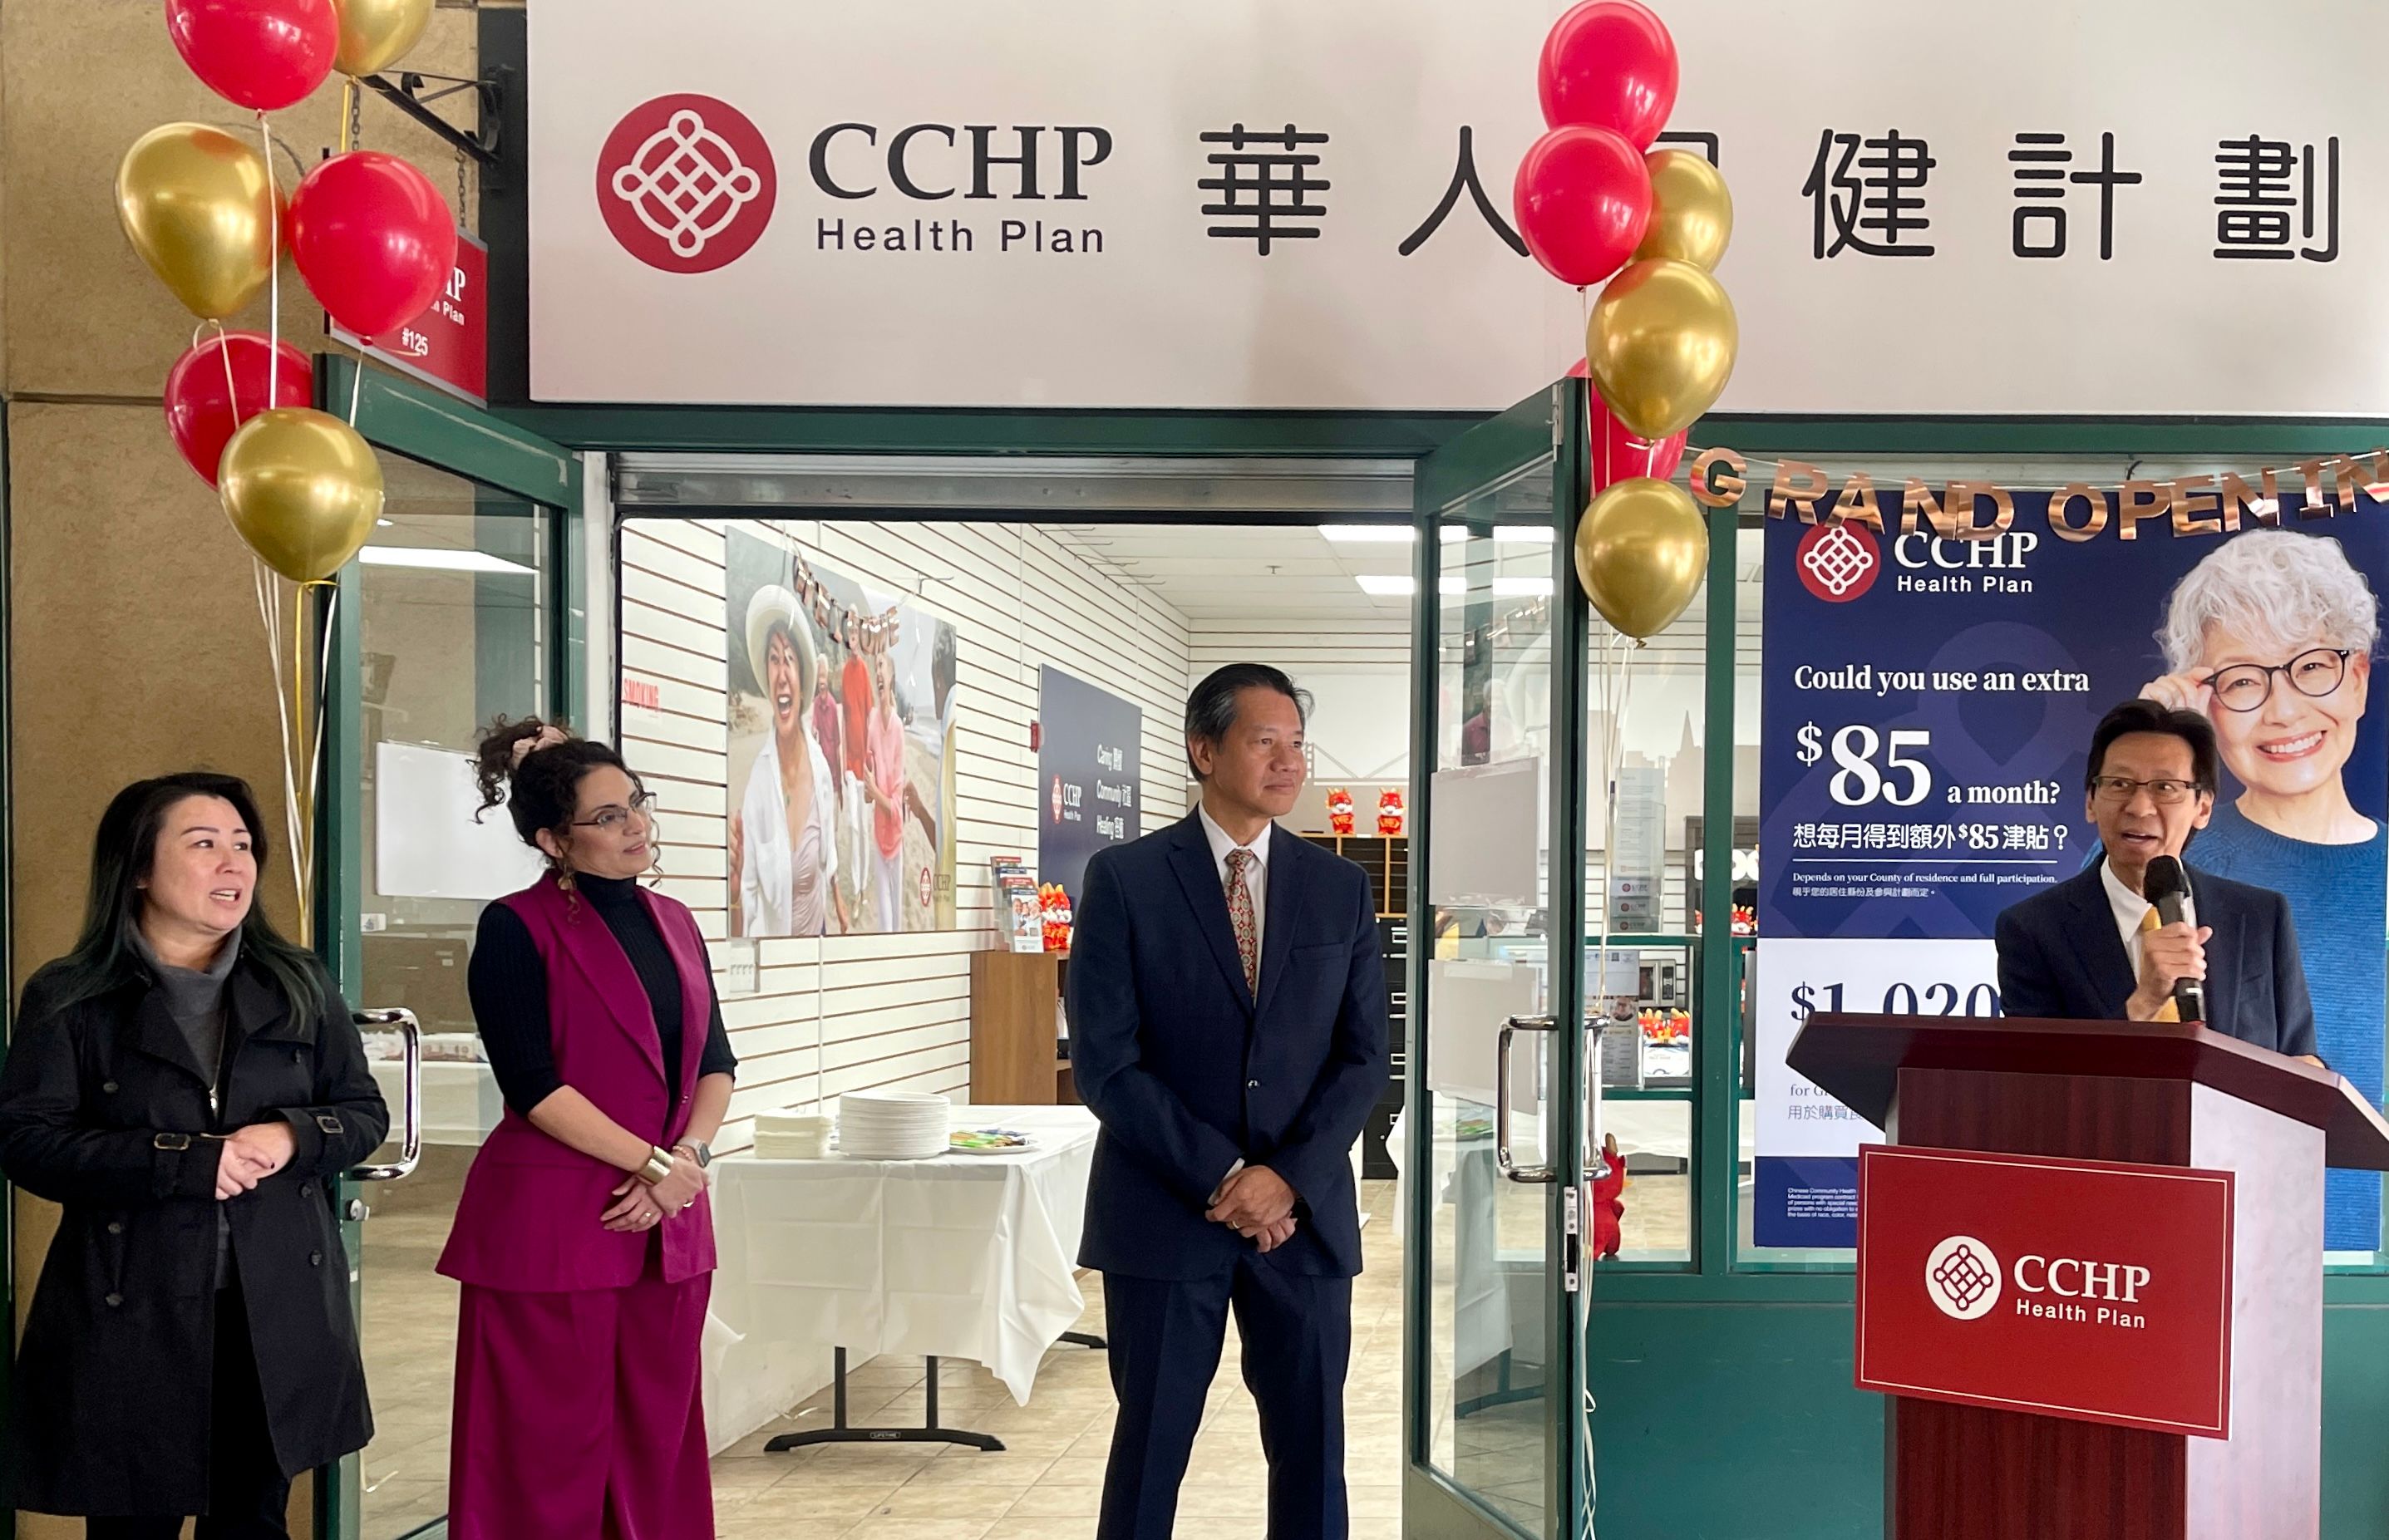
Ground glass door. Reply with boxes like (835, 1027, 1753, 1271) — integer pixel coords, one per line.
(312, 359, 583, 1540)
(1404, 381, 1593, 1538)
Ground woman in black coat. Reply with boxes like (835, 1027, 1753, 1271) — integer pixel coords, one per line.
(0, 772, 388, 1536)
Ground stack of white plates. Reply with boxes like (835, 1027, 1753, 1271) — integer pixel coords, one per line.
(835, 1090, 952, 1159)
(751, 1108, 833, 1160)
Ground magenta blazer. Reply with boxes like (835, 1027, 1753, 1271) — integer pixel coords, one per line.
(438, 873, 719, 1292)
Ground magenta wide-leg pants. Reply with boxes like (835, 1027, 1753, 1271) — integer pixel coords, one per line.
(448, 1266, 713, 1540)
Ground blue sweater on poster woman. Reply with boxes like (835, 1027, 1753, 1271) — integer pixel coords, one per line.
(2192, 800, 2387, 1252)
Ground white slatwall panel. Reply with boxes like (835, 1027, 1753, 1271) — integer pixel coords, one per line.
(618, 519, 1192, 1153)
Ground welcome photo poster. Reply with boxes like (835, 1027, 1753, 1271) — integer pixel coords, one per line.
(724, 525, 960, 939)
(1757, 487, 2389, 1251)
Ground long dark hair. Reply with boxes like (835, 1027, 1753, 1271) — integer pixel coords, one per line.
(46, 773, 325, 1020)
(470, 716, 645, 872)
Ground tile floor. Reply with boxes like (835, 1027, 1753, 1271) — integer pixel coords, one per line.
(357, 1158, 1695, 1538)
(703, 1183, 1410, 1540)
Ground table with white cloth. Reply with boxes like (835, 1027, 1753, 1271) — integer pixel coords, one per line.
(702, 1104, 1101, 1453)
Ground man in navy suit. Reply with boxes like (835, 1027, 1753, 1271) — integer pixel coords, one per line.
(1995, 698, 2319, 1058)
(1068, 663, 1388, 1540)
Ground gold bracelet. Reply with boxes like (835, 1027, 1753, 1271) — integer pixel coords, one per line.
(637, 1146, 675, 1186)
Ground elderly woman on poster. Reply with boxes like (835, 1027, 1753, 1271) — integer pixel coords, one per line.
(2143, 528, 2386, 1252)
(731, 586, 847, 937)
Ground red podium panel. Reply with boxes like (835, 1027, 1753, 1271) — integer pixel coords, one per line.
(1855, 1145, 2234, 1438)
(1790, 1012, 2389, 1540)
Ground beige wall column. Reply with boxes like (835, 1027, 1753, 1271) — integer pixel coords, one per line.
(2, 3, 491, 1533)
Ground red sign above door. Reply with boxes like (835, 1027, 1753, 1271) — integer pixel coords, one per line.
(330, 229, 488, 406)
(1855, 1144, 2234, 1439)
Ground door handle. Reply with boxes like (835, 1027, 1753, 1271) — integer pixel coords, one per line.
(1495, 1013, 1558, 1183)
(347, 1007, 422, 1183)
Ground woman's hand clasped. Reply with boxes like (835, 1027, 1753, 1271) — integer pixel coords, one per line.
(603, 1175, 667, 1232)
(601, 1154, 706, 1232)
(212, 1120, 299, 1201)
(649, 1154, 707, 1212)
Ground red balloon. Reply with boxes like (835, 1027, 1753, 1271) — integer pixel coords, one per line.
(288, 150, 459, 340)
(1514, 126, 1651, 288)
(1584, 369, 1688, 493)
(1539, 0, 1681, 150)
(165, 0, 337, 112)
(163, 331, 314, 486)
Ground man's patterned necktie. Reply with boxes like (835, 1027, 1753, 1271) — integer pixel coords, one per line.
(1226, 849, 1259, 995)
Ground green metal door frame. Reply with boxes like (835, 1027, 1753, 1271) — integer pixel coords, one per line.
(1401, 381, 1594, 1539)
(311, 357, 581, 1540)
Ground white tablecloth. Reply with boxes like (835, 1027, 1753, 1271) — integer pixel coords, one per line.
(703, 1105, 1100, 1435)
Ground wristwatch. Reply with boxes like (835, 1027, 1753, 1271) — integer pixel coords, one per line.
(677, 1139, 714, 1169)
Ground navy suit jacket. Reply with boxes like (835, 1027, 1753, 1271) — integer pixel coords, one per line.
(1066, 810, 1389, 1281)
(1992, 860, 2318, 1057)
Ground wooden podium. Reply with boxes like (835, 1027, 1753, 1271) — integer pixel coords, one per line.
(1789, 1012, 2389, 1540)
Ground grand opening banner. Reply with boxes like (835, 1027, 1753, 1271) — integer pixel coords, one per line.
(530, 0, 2389, 413)
(1756, 491, 2389, 1251)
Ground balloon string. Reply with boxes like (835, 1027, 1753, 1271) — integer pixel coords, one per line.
(349, 343, 365, 426)
(302, 580, 338, 929)
(209, 319, 239, 425)
(338, 78, 354, 156)
(256, 561, 306, 923)
(293, 582, 312, 943)
(259, 111, 281, 411)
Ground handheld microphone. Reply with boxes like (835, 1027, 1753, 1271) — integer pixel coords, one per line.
(2140, 855, 2205, 1023)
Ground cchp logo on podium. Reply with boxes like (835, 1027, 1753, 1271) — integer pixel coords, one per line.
(1924, 1234, 2003, 1321)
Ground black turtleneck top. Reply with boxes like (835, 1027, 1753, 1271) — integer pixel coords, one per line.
(466, 872, 738, 1118)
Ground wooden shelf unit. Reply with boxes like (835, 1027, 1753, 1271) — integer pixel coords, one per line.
(1300, 834, 1410, 918)
(969, 950, 1078, 1105)
(1300, 835, 1411, 1180)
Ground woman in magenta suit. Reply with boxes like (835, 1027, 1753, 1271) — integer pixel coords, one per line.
(441, 720, 738, 1539)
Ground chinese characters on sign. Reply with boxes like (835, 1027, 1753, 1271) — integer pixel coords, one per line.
(2215, 135, 2338, 262)
(1808, 128, 2339, 263)
(1400, 126, 1525, 257)
(1805, 130, 1937, 258)
(2008, 132, 2142, 259)
(1199, 124, 1330, 254)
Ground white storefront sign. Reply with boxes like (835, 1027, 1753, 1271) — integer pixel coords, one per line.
(530, 0, 2389, 414)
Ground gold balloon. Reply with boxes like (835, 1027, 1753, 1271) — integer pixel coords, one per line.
(334, 0, 434, 77)
(116, 123, 283, 320)
(1586, 258, 1740, 440)
(1574, 477, 1708, 641)
(219, 409, 385, 583)
(1634, 150, 1733, 270)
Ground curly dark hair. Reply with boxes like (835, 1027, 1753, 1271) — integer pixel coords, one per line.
(470, 716, 643, 854)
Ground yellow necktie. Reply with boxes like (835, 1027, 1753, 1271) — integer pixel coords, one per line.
(2138, 907, 2180, 1022)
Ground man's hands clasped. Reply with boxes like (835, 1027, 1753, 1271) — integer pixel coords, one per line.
(1209, 1164, 1300, 1253)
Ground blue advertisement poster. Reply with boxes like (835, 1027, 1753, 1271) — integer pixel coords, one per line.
(1037, 666, 1143, 905)
(1756, 483, 2389, 1250)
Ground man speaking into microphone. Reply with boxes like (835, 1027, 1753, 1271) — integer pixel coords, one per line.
(1995, 698, 2320, 1059)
